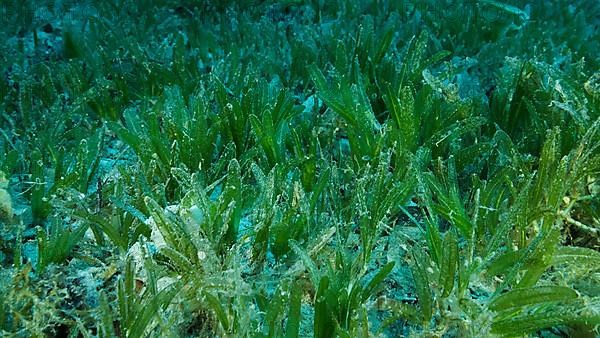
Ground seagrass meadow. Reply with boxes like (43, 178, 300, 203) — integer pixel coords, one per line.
(0, 0, 599, 337)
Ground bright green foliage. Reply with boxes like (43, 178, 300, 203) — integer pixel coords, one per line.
(292, 241, 395, 337)
(387, 116, 600, 336)
(97, 258, 182, 338)
(145, 196, 204, 273)
(345, 150, 414, 266)
(309, 64, 381, 162)
(438, 230, 458, 298)
(423, 156, 474, 238)
(36, 221, 87, 272)
(254, 281, 303, 338)
(28, 127, 103, 225)
(249, 87, 302, 168)
(169, 167, 247, 256)
(73, 202, 149, 254)
(30, 149, 51, 225)
(251, 164, 304, 261)
(1, 0, 599, 337)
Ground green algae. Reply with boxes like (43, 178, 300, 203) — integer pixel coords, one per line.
(0, 0, 599, 337)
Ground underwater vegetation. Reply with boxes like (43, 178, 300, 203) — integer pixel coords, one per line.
(0, 0, 599, 336)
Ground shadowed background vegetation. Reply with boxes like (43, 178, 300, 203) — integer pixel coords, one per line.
(0, 0, 599, 336)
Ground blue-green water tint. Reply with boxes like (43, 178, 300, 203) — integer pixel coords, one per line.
(0, 1, 598, 336)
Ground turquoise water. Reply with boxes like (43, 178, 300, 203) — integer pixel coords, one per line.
(0, 1, 599, 337)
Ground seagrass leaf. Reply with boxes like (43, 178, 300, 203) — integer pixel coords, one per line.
(410, 247, 432, 324)
(285, 282, 302, 338)
(439, 230, 458, 298)
(384, 85, 417, 152)
(552, 246, 600, 269)
(290, 240, 320, 287)
(488, 286, 578, 312)
(128, 281, 182, 338)
(531, 128, 560, 206)
(491, 299, 597, 336)
(362, 261, 395, 302)
(203, 291, 230, 333)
